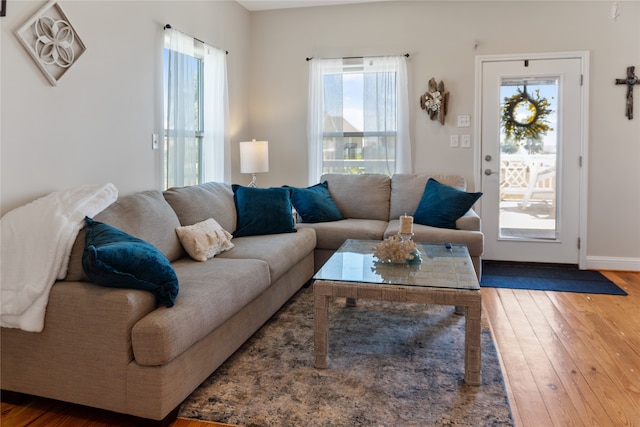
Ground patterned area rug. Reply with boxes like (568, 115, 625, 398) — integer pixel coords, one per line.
(179, 286, 513, 426)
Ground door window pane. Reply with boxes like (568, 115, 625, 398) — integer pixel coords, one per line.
(498, 77, 558, 240)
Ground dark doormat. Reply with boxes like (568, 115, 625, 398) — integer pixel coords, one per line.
(480, 261, 627, 295)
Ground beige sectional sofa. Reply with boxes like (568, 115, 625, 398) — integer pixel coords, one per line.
(298, 173, 484, 279)
(0, 173, 482, 425)
(1, 182, 316, 425)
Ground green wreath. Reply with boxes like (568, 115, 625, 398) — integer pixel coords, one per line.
(501, 88, 553, 142)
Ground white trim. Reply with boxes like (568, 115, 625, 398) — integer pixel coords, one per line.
(474, 51, 590, 269)
(578, 52, 590, 271)
(585, 256, 640, 272)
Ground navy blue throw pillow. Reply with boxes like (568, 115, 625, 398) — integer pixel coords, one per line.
(82, 217, 178, 307)
(413, 178, 482, 229)
(287, 181, 344, 223)
(232, 185, 297, 237)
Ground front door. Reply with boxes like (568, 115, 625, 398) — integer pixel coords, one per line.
(478, 53, 587, 265)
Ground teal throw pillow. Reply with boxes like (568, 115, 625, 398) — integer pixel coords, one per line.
(82, 217, 178, 307)
(232, 185, 297, 237)
(287, 181, 344, 223)
(413, 178, 482, 229)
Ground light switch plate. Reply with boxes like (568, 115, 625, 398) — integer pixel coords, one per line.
(450, 135, 459, 147)
(152, 134, 159, 150)
(457, 115, 471, 128)
(461, 134, 471, 148)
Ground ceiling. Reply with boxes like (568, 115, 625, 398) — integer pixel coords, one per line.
(236, 0, 390, 12)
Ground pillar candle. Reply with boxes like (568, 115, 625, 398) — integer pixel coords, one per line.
(400, 214, 413, 235)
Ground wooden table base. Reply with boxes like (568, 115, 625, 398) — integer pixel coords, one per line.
(313, 280, 482, 386)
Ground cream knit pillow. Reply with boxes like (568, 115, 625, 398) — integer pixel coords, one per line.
(175, 218, 234, 261)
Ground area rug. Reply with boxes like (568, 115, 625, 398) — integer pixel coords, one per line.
(179, 286, 513, 426)
(481, 261, 627, 295)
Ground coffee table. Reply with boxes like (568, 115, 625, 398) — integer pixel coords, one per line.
(312, 239, 482, 385)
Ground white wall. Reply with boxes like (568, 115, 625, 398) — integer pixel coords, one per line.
(2, 0, 639, 267)
(247, 1, 640, 268)
(1, 0, 251, 214)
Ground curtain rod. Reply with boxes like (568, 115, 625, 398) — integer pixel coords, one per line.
(305, 53, 409, 61)
(164, 24, 228, 55)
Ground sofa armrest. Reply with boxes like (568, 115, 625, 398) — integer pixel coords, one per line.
(1, 281, 157, 413)
(455, 208, 481, 231)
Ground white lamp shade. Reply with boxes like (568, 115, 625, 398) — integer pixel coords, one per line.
(239, 140, 269, 174)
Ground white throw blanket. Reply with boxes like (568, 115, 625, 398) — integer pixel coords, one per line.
(1, 183, 118, 332)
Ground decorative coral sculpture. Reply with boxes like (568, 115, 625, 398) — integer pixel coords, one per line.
(373, 234, 418, 264)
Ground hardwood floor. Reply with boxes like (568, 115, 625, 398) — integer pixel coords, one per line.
(2, 270, 639, 427)
(483, 270, 640, 427)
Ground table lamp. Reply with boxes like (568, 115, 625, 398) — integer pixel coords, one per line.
(239, 139, 269, 187)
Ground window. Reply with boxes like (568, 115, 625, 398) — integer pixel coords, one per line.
(163, 28, 229, 189)
(307, 56, 411, 183)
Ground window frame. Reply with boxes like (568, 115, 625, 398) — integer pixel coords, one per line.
(314, 57, 405, 178)
(163, 30, 229, 189)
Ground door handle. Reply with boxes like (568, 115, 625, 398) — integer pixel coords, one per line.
(484, 169, 498, 176)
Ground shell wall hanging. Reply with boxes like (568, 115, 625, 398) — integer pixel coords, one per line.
(420, 78, 449, 125)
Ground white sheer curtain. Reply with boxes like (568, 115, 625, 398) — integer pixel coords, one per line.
(307, 58, 342, 184)
(165, 28, 197, 188)
(307, 55, 411, 185)
(202, 45, 230, 183)
(164, 28, 229, 188)
(371, 56, 411, 175)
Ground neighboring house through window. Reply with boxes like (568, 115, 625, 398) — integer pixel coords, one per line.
(307, 56, 411, 183)
(163, 27, 230, 189)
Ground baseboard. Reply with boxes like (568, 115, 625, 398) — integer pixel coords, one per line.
(585, 256, 640, 272)
(1, 390, 24, 404)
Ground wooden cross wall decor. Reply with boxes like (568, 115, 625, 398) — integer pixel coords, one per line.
(615, 66, 639, 120)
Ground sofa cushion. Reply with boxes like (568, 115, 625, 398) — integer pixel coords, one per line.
(217, 227, 316, 282)
(232, 185, 296, 237)
(390, 174, 467, 220)
(131, 258, 271, 366)
(95, 191, 184, 261)
(297, 219, 387, 250)
(82, 217, 179, 307)
(320, 174, 390, 221)
(287, 181, 343, 223)
(163, 182, 236, 232)
(455, 209, 482, 232)
(175, 218, 234, 261)
(414, 178, 482, 229)
(65, 191, 184, 281)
